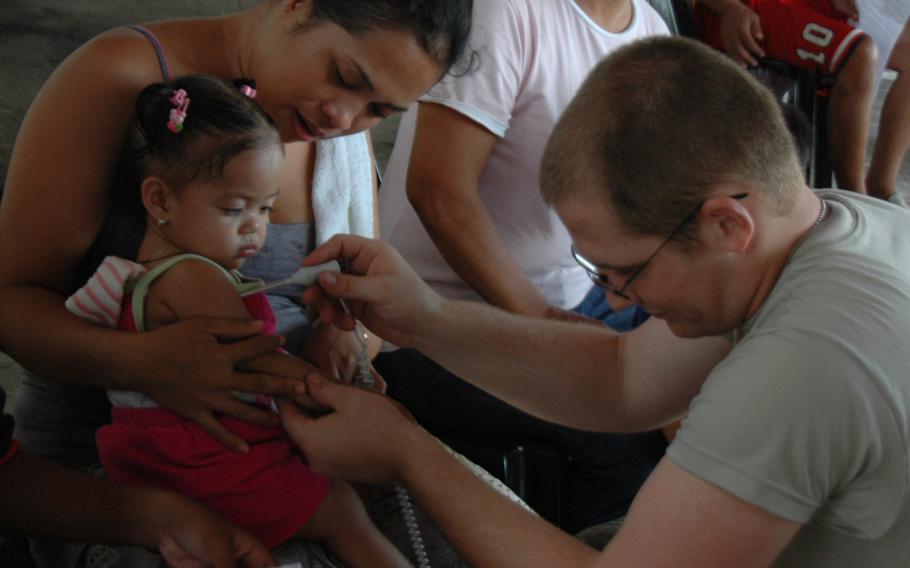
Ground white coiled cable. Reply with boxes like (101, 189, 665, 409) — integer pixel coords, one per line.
(348, 315, 430, 568)
(395, 483, 431, 568)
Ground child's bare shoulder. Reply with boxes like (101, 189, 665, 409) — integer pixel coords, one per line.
(145, 257, 250, 324)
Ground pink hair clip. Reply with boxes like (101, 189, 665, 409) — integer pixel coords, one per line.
(239, 84, 257, 99)
(167, 89, 190, 133)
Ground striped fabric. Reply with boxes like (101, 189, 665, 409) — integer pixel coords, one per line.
(65, 256, 146, 327)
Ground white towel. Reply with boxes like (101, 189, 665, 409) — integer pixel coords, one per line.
(312, 132, 375, 245)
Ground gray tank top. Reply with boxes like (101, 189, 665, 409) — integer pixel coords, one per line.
(240, 222, 317, 355)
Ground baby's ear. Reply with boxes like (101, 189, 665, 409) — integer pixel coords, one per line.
(140, 176, 174, 221)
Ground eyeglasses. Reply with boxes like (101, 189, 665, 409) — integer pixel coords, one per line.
(571, 193, 748, 300)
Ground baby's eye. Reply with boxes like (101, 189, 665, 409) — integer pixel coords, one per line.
(259, 205, 274, 215)
(221, 208, 242, 216)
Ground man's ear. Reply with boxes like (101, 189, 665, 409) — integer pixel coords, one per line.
(141, 177, 174, 223)
(698, 194, 754, 253)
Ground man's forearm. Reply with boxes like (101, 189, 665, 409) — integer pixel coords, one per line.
(413, 298, 630, 429)
(414, 304, 728, 432)
(399, 429, 597, 568)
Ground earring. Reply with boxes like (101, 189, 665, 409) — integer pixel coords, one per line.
(157, 218, 167, 226)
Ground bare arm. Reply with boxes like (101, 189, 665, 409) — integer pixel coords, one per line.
(302, 236, 729, 431)
(409, 299, 729, 432)
(281, 378, 801, 568)
(407, 103, 556, 318)
(0, 450, 276, 567)
(0, 32, 160, 383)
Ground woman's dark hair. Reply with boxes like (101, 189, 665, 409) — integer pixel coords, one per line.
(114, 74, 280, 218)
(309, 0, 474, 76)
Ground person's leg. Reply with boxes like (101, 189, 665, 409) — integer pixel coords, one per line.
(826, 35, 878, 192)
(867, 19, 910, 202)
(750, 1, 878, 192)
(295, 480, 410, 568)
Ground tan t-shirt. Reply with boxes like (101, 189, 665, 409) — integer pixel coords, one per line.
(668, 190, 910, 566)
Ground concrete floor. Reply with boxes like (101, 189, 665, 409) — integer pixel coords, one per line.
(1, 2, 909, 405)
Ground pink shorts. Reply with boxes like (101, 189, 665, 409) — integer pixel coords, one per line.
(695, 0, 867, 75)
(97, 407, 331, 547)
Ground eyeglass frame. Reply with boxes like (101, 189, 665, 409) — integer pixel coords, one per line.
(570, 193, 749, 300)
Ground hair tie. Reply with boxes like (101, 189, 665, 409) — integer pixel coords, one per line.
(239, 84, 257, 99)
(167, 89, 190, 133)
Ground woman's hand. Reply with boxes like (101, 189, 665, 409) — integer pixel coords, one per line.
(132, 317, 308, 453)
(718, 2, 766, 67)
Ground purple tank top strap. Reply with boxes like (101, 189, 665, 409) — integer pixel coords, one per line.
(125, 24, 172, 81)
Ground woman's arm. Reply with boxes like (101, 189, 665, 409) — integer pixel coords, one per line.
(0, 450, 276, 567)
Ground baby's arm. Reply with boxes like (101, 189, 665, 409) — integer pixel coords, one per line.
(142, 260, 253, 330)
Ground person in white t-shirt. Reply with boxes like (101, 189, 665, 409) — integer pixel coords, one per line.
(375, 0, 669, 532)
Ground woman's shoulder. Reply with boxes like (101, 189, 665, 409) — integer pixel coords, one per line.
(69, 27, 170, 85)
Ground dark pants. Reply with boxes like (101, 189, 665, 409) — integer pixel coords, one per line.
(375, 287, 665, 534)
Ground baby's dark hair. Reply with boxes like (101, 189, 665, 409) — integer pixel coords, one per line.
(114, 75, 280, 218)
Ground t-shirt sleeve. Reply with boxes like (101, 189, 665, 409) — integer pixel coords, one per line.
(667, 332, 906, 539)
(419, 0, 525, 137)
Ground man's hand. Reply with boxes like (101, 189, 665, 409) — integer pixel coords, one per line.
(300, 235, 444, 351)
(278, 374, 423, 485)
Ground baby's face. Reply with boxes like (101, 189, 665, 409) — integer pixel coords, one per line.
(166, 145, 285, 270)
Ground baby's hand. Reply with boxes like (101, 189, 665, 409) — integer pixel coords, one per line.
(300, 322, 372, 385)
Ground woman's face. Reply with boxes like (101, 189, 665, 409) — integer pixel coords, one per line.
(253, 3, 444, 142)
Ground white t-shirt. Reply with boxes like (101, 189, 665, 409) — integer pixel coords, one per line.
(379, 0, 669, 307)
(669, 190, 910, 566)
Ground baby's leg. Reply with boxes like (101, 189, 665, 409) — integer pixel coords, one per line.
(296, 480, 412, 568)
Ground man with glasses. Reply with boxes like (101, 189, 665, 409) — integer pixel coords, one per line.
(281, 36, 910, 566)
